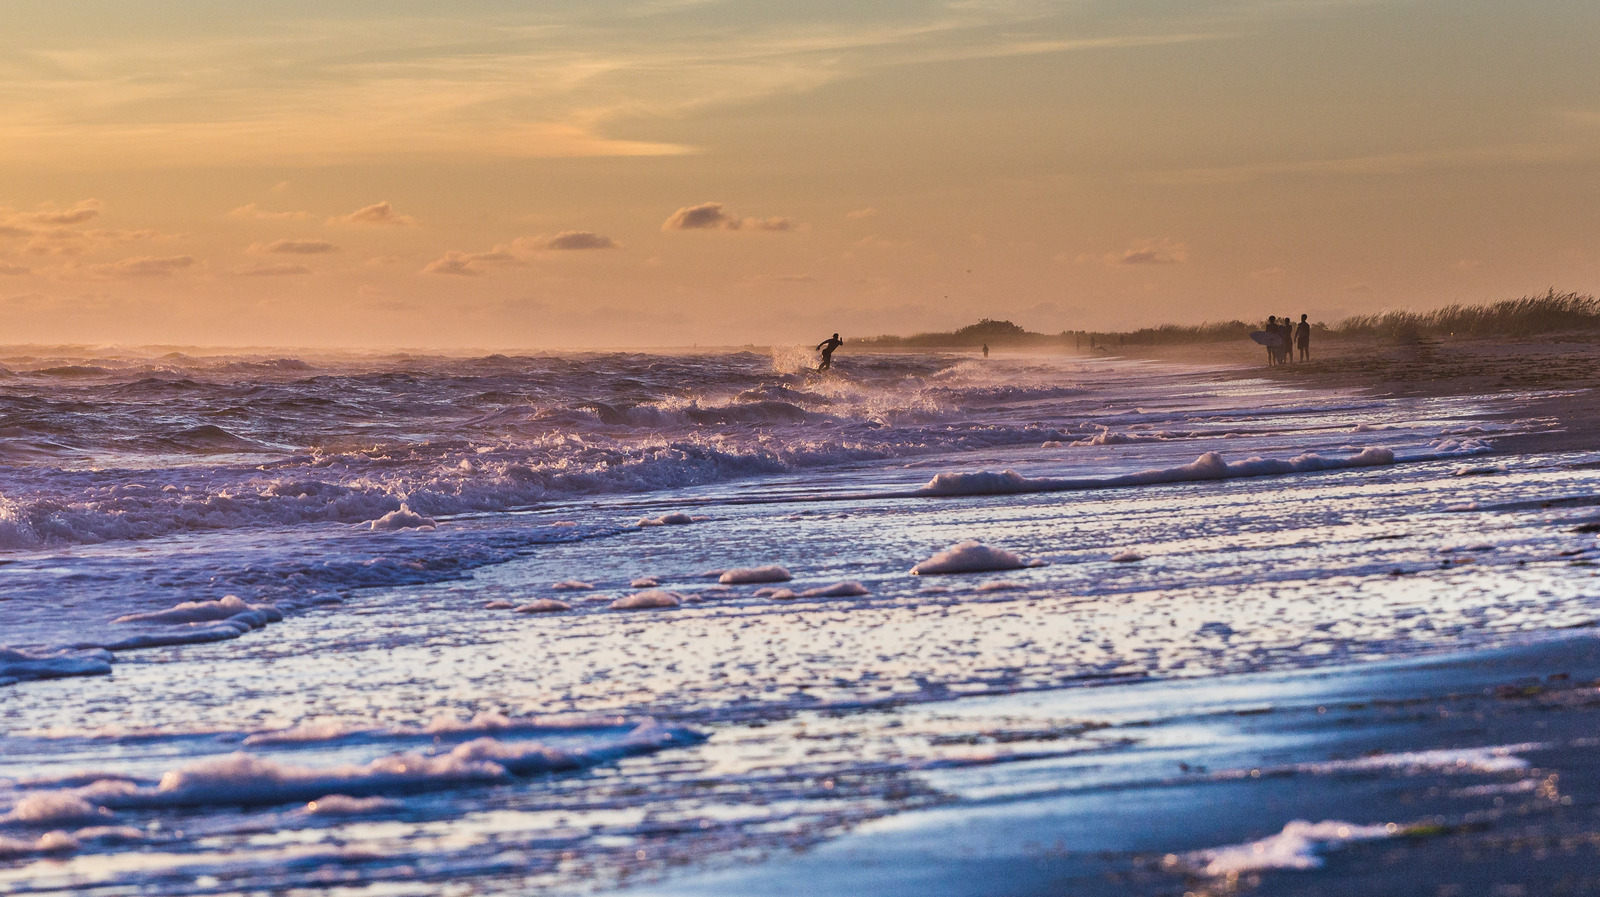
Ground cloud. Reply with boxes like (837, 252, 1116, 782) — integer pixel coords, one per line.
(420, 246, 524, 276)
(232, 263, 311, 276)
(662, 202, 794, 232)
(1251, 267, 1285, 280)
(229, 203, 313, 221)
(0, 263, 31, 276)
(0, 201, 113, 253)
(27, 205, 100, 226)
(251, 239, 338, 254)
(330, 202, 416, 226)
(542, 231, 618, 250)
(743, 217, 793, 231)
(663, 202, 735, 230)
(846, 207, 878, 220)
(86, 255, 196, 278)
(1115, 240, 1187, 265)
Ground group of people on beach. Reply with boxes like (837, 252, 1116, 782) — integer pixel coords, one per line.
(1264, 314, 1311, 365)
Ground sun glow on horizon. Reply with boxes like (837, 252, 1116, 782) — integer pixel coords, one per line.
(1, 1, 1597, 348)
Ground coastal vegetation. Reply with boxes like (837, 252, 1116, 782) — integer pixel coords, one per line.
(859, 290, 1600, 348)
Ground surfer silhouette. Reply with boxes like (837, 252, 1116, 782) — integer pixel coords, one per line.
(1295, 314, 1311, 361)
(982, 343, 989, 358)
(816, 333, 843, 372)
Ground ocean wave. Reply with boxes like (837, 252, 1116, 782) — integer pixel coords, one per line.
(915, 448, 1398, 496)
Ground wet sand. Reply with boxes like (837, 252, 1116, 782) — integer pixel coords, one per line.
(1228, 332, 1600, 454)
(625, 631, 1600, 897)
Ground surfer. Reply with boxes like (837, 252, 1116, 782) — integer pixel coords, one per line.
(1264, 317, 1279, 366)
(982, 343, 989, 358)
(815, 333, 844, 372)
(1295, 314, 1311, 361)
(1280, 314, 1294, 364)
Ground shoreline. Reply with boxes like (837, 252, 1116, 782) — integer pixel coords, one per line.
(1114, 332, 1600, 455)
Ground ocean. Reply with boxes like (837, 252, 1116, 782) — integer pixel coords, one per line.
(0, 346, 1594, 895)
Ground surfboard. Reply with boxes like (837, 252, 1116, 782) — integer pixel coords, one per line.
(1250, 331, 1285, 348)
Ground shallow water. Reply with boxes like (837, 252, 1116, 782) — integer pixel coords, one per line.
(1, 348, 1595, 894)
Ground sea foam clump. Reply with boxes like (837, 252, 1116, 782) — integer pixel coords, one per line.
(911, 540, 1042, 575)
(610, 590, 683, 610)
(637, 513, 703, 527)
(719, 566, 792, 584)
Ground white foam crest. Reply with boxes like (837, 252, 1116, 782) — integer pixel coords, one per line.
(2, 793, 111, 825)
(915, 448, 1397, 497)
(1296, 743, 1539, 775)
(0, 830, 78, 859)
(112, 595, 280, 626)
(1181, 819, 1396, 876)
(365, 504, 436, 531)
(0, 648, 113, 685)
(75, 724, 700, 810)
(299, 795, 403, 816)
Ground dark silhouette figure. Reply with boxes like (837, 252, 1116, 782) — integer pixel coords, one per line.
(1295, 314, 1311, 361)
(1280, 314, 1293, 364)
(816, 333, 843, 371)
(981, 343, 989, 358)
(1265, 316, 1279, 366)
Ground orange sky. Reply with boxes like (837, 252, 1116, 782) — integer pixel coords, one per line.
(2, 1, 1598, 348)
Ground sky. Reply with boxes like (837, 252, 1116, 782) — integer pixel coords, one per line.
(1, 0, 1598, 348)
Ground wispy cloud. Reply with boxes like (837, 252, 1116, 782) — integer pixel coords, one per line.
(232, 263, 312, 276)
(229, 203, 312, 221)
(0, 262, 31, 276)
(1114, 240, 1187, 265)
(250, 239, 338, 254)
(1138, 142, 1597, 185)
(0, 7, 1221, 167)
(84, 255, 196, 278)
(330, 202, 416, 226)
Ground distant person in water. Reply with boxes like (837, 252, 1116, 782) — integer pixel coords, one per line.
(816, 333, 844, 371)
(982, 343, 989, 358)
(1295, 314, 1311, 361)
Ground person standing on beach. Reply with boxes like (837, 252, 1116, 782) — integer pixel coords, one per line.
(1280, 314, 1294, 364)
(982, 343, 989, 358)
(1295, 314, 1311, 361)
(1265, 316, 1280, 366)
(815, 333, 844, 372)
